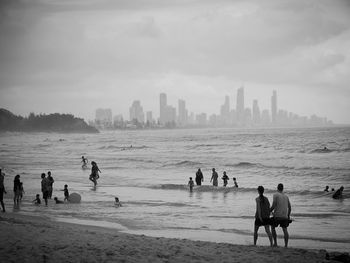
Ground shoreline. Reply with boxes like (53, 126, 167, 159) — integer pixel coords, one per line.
(0, 212, 348, 263)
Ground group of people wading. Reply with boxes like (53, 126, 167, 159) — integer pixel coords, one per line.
(190, 168, 239, 189)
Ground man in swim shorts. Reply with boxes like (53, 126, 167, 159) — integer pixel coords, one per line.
(270, 183, 292, 247)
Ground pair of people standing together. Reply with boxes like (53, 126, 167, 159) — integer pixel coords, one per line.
(254, 183, 292, 247)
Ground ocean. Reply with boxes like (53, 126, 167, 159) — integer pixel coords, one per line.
(1, 127, 349, 251)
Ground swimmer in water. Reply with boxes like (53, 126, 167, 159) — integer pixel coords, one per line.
(89, 161, 101, 186)
(222, 171, 229, 187)
(332, 186, 344, 199)
(54, 197, 64, 204)
(324, 186, 329, 192)
(81, 156, 88, 168)
(115, 197, 122, 207)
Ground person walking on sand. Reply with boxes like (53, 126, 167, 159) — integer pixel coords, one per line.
(222, 171, 229, 187)
(13, 174, 21, 206)
(188, 177, 194, 192)
(270, 183, 292, 247)
(0, 169, 7, 212)
(89, 161, 101, 187)
(210, 168, 218, 187)
(254, 186, 273, 246)
(41, 173, 50, 206)
(47, 171, 54, 199)
(195, 168, 204, 186)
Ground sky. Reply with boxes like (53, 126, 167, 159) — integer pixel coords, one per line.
(0, 0, 350, 124)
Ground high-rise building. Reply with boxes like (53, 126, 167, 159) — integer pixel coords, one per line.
(261, 109, 270, 126)
(95, 108, 113, 128)
(220, 95, 230, 125)
(146, 111, 153, 124)
(252, 100, 261, 125)
(129, 100, 144, 123)
(178, 99, 188, 126)
(159, 93, 167, 125)
(236, 87, 245, 125)
(271, 90, 277, 125)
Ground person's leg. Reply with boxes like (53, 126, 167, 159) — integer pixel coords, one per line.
(271, 226, 278, 247)
(253, 224, 259, 245)
(282, 227, 289, 247)
(264, 225, 273, 246)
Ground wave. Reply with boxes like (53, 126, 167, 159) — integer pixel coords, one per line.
(98, 145, 150, 151)
(309, 147, 350, 153)
(162, 160, 203, 168)
(148, 184, 350, 199)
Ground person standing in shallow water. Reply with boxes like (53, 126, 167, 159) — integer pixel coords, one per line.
(13, 174, 21, 206)
(222, 171, 229, 187)
(41, 173, 50, 206)
(0, 169, 7, 212)
(47, 171, 54, 199)
(270, 183, 292, 247)
(254, 186, 273, 246)
(210, 168, 218, 187)
(89, 161, 101, 187)
(195, 169, 203, 186)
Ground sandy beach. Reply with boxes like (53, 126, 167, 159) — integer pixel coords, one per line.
(0, 212, 347, 263)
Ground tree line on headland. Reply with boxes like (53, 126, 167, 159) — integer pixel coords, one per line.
(0, 108, 98, 133)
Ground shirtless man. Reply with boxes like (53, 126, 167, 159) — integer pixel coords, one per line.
(270, 183, 292, 247)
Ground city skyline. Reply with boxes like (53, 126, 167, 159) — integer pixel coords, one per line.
(94, 88, 332, 128)
(0, 0, 350, 124)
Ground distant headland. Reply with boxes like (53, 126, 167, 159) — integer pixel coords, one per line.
(0, 108, 99, 133)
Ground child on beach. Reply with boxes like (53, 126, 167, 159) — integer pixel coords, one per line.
(222, 171, 229, 187)
(63, 184, 69, 202)
(188, 177, 194, 192)
(81, 156, 88, 168)
(115, 197, 122, 207)
(13, 174, 21, 206)
(33, 194, 41, 205)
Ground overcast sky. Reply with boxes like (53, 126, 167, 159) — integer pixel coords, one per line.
(0, 0, 349, 124)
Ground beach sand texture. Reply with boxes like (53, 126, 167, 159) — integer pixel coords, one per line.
(0, 213, 343, 263)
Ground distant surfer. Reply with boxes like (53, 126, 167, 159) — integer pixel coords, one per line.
(81, 156, 88, 168)
(210, 168, 218, 187)
(188, 177, 194, 192)
(332, 186, 344, 199)
(324, 186, 329, 192)
(222, 171, 229, 187)
(195, 168, 204, 186)
(89, 161, 101, 187)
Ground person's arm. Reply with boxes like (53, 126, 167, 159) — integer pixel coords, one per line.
(287, 198, 291, 219)
(270, 194, 276, 213)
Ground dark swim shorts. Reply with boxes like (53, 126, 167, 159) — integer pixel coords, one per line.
(271, 217, 291, 228)
(255, 218, 271, 227)
(43, 190, 49, 200)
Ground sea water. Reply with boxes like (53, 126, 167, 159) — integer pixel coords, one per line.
(1, 127, 349, 251)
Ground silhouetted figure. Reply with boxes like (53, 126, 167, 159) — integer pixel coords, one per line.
(188, 177, 194, 192)
(19, 182, 25, 201)
(33, 194, 41, 205)
(210, 168, 218, 187)
(332, 186, 344, 199)
(222, 171, 229, 187)
(115, 197, 122, 207)
(270, 183, 292, 247)
(232, 177, 238, 187)
(54, 197, 64, 204)
(0, 169, 7, 212)
(63, 184, 69, 202)
(81, 156, 88, 168)
(195, 169, 204, 186)
(324, 186, 329, 192)
(254, 186, 273, 246)
(13, 174, 21, 206)
(89, 161, 101, 187)
(41, 173, 49, 206)
(47, 171, 54, 199)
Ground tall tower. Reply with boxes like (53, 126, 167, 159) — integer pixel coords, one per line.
(252, 99, 261, 125)
(178, 99, 188, 126)
(236, 87, 245, 125)
(159, 93, 167, 125)
(271, 90, 277, 125)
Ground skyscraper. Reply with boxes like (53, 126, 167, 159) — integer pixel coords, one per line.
(220, 95, 230, 125)
(159, 93, 167, 125)
(236, 87, 245, 125)
(252, 99, 261, 125)
(271, 90, 277, 125)
(129, 100, 144, 123)
(178, 99, 188, 126)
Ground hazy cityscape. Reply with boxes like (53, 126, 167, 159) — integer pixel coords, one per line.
(91, 87, 333, 130)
